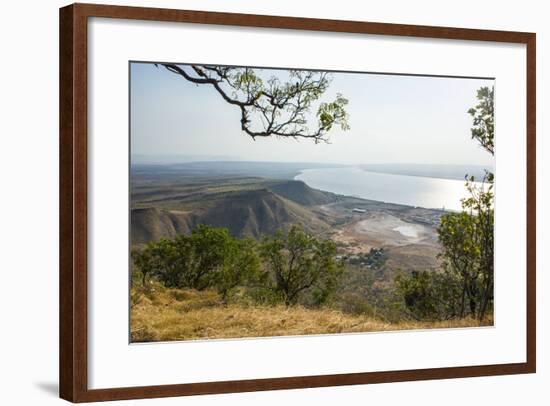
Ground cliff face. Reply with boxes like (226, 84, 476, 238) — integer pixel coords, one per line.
(131, 207, 194, 244)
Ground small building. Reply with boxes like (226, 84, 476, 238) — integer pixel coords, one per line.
(352, 208, 366, 213)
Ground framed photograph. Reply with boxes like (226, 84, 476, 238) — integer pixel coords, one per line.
(59, 3, 536, 402)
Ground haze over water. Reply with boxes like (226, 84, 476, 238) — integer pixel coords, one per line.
(295, 167, 473, 211)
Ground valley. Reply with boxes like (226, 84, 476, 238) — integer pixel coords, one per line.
(131, 163, 445, 274)
(129, 161, 491, 340)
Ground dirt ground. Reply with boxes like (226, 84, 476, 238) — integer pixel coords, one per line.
(333, 211, 438, 246)
(329, 208, 443, 270)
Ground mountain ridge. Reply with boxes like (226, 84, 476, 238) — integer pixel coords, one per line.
(131, 180, 336, 244)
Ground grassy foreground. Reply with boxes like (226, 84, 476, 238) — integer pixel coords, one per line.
(130, 284, 492, 342)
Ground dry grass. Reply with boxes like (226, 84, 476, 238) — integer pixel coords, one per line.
(130, 284, 493, 343)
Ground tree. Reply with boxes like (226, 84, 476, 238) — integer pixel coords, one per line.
(159, 64, 350, 143)
(179, 225, 233, 290)
(132, 225, 233, 290)
(213, 237, 263, 301)
(438, 211, 481, 317)
(462, 173, 494, 320)
(436, 85, 495, 320)
(437, 175, 494, 320)
(468, 86, 494, 155)
(395, 86, 495, 322)
(464, 85, 494, 320)
(395, 270, 462, 321)
(131, 244, 161, 286)
(260, 225, 343, 306)
(132, 237, 182, 288)
(131, 225, 266, 301)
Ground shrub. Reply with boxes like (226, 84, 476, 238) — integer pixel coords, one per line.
(395, 270, 462, 321)
(260, 225, 343, 306)
(131, 225, 262, 297)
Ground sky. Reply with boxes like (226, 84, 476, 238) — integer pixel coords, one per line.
(130, 62, 494, 166)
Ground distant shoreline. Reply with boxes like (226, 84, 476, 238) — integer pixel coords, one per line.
(131, 160, 492, 182)
(357, 164, 492, 182)
(294, 167, 470, 212)
(129, 160, 482, 212)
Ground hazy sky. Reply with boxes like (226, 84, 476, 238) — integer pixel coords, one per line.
(130, 62, 494, 166)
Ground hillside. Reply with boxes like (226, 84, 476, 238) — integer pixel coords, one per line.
(196, 188, 330, 238)
(130, 285, 491, 342)
(131, 208, 193, 244)
(131, 183, 332, 243)
(266, 180, 338, 206)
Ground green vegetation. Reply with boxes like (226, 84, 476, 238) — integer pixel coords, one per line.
(395, 86, 494, 322)
(132, 225, 263, 300)
(395, 270, 462, 321)
(160, 65, 350, 143)
(132, 224, 341, 309)
(468, 86, 494, 155)
(260, 225, 343, 306)
(131, 282, 490, 342)
(341, 248, 386, 269)
(131, 221, 490, 342)
(129, 86, 495, 341)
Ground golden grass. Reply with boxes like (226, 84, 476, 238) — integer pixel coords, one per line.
(130, 284, 493, 342)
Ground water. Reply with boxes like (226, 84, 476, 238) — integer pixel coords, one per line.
(393, 226, 419, 238)
(295, 167, 474, 211)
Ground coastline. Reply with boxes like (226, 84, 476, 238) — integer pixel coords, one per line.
(294, 166, 470, 212)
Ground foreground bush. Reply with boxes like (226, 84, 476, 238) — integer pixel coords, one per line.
(260, 225, 343, 306)
(132, 224, 343, 308)
(395, 270, 463, 321)
(132, 225, 263, 299)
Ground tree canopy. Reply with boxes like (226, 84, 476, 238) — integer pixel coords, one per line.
(131, 225, 261, 297)
(132, 224, 343, 307)
(468, 86, 494, 155)
(260, 225, 343, 306)
(396, 85, 495, 322)
(159, 64, 350, 143)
